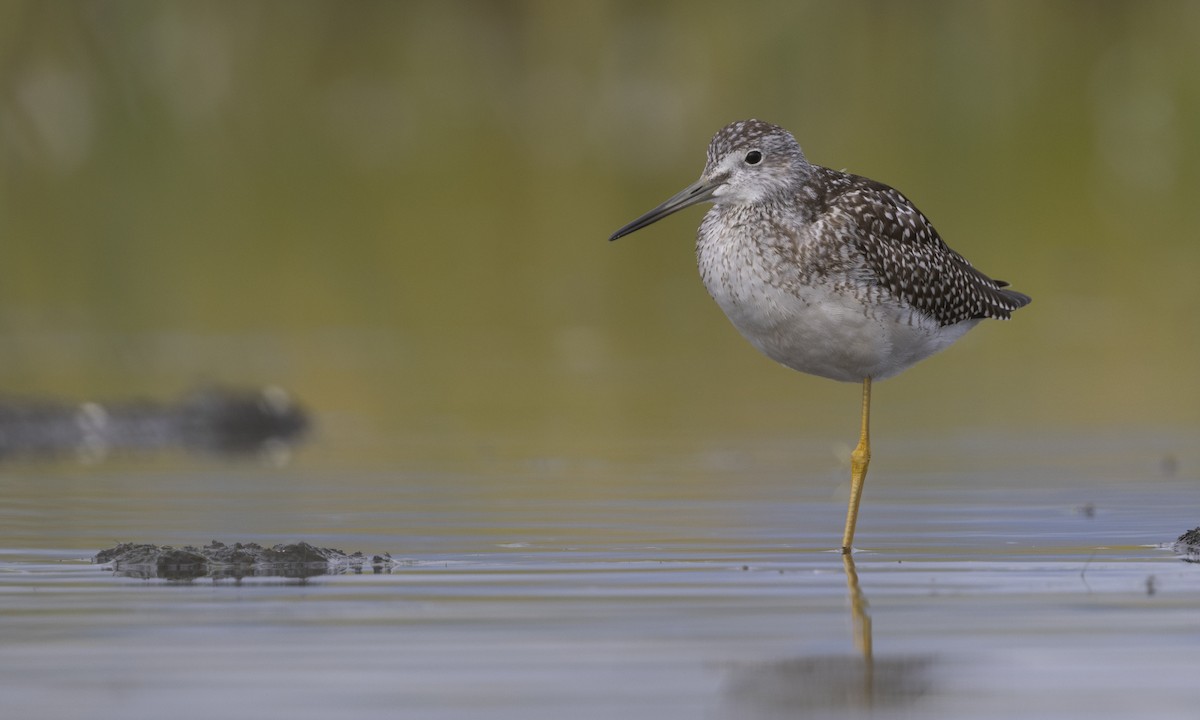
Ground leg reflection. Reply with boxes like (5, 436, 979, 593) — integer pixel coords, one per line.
(843, 552, 874, 705)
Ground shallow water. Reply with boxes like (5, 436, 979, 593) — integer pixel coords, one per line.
(2, 432, 1198, 720)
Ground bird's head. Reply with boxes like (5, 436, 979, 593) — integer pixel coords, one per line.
(610, 119, 810, 241)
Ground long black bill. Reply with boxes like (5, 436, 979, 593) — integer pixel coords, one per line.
(609, 176, 724, 241)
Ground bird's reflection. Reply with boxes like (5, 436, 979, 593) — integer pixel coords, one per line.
(720, 554, 931, 718)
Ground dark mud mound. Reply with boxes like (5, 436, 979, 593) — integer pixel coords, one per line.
(95, 541, 396, 580)
(0, 385, 308, 462)
(1174, 527, 1200, 563)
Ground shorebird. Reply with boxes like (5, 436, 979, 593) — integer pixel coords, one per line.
(610, 119, 1030, 553)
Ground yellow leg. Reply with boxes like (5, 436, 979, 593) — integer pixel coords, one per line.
(841, 377, 872, 554)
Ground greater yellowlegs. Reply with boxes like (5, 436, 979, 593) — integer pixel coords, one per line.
(610, 119, 1030, 553)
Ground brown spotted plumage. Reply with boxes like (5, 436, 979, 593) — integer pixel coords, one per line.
(814, 169, 1029, 327)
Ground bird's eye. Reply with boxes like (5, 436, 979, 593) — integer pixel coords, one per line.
(744, 150, 763, 165)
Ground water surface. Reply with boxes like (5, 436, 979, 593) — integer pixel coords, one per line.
(2, 432, 1197, 720)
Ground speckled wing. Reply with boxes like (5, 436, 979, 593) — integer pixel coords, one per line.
(820, 170, 1031, 326)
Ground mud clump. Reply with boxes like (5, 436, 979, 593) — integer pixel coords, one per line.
(1174, 527, 1200, 563)
(94, 540, 396, 580)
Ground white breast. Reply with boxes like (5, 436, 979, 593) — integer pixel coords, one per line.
(696, 213, 979, 383)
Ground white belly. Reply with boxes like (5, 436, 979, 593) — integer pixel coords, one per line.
(701, 261, 978, 383)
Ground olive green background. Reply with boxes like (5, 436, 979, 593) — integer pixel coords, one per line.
(3, 1, 1198, 464)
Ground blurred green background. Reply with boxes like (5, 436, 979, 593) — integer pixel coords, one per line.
(2, 0, 1198, 466)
